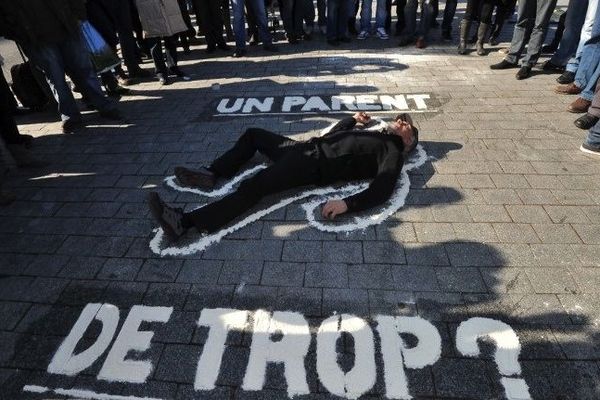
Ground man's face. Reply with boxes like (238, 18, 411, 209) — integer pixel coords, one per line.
(387, 116, 414, 150)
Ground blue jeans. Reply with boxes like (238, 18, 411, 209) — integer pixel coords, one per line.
(403, 0, 434, 40)
(231, 0, 273, 49)
(24, 33, 114, 122)
(585, 124, 600, 147)
(574, 1, 600, 101)
(360, 0, 388, 31)
(566, 0, 599, 73)
(549, 0, 588, 66)
(505, 0, 558, 67)
(327, 0, 352, 40)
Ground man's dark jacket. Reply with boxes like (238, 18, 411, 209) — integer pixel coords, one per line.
(0, 0, 86, 46)
(312, 117, 405, 213)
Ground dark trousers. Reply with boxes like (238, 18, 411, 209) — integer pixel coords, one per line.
(465, 0, 496, 23)
(187, 128, 320, 233)
(177, 0, 197, 49)
(147, 36, 179, 75)
(193, 0, 227, 47)
(280, 0, 305, 37)
(0, 71, 21, 145)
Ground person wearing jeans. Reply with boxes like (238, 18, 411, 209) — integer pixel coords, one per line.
(357, 0, 389, 39)
(327, 0, 353, 44)
(545, 0, 592, 70)
(230, 0, 277, 56)
(490, 0, 558, 80)
(399, 0, 434, 48)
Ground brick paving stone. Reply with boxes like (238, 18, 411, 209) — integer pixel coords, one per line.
(544, 205, 591, 223)
(261, 262, 305, 286)
(569, 267, 600, 292)
(558, 293, 600, 325)
(322, 241, 363, 263)
(102, 281, 148, 308)
(431, 204, 472, 222)
(276, 287, 322, 316)
(185, 284, 234, 310)
(506, 205, 552, 223)
(531, 224, 582, 244)
(281, 240, 323, 262)
(436, 267, 487, 293)
(523, 360, 600, 400)
(218, 260, 264, 285)
(232, 285, 279, 310)
(531, 244, 581, 267)
(304, 263, 348, 288)
(509, 294, 572, 325)
(492, 223, 540, 243)
(525, 268, 579, 294)
(363, 241, 406, 264)
(322, 288, 369, 315)
(57, 256, 106, 279)
(571, 224, 600, 245)
(97, 258, 144, 281)
(391, 265, 440, 291)
(432, 358, 499, 399)
(467, 205, 512, 222)
(0, 301, 31, 331)
(348, 264, 395, 290)
(177, 259, 223, 284)
(414, 222, 456, 242)
(137, 259, 183, 282)
(551, 326, 600, 360)
(143, 283, 191, 310)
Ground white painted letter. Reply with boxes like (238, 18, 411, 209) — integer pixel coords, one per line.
(356, 95, 381, 111)
(217, 98, 244, 113)
(316, 314, 376, 399)
(194, 308, 250, 390)
(380, 95, 409, 111)
(456, 317, 531, 400)
(48, 303, 119, 376)
(98, 305, 172, 383)
(282, 96, 307, 112)
(301, 96, 331, 112)
(242, 97, 274, 113)
(243, 310, 311, 396)
(376, 316, 442, 399)
(406, 94, 430, 110)
(331, 95, 358, 111)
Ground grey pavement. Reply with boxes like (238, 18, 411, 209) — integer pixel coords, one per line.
(1, 9, 600, 400)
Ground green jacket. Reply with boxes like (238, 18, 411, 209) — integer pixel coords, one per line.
(0, 0, 87, 47)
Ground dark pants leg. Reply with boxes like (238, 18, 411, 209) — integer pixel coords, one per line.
(148, 36, 178, 74)
(396, 0, 406, 34)
(196, 0, 227, 47)
(188, 128, 320, 232)
(588, 84, 600, 117)
(442, 0, 457, 33)
(0, 71, 21, 145)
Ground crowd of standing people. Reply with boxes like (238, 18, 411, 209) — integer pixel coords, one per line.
(1, 0, 599, 203)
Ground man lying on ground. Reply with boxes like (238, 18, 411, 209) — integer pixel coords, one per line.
(148, 112, 419, 241)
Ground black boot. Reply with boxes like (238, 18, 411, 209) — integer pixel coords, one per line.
(476, 23, 490, 56)
(458, 19, 471, 55)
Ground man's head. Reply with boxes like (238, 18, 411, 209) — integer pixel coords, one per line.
(387, 113, 419, 154)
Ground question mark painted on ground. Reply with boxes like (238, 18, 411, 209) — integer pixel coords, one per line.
(456, 317, 531, 400)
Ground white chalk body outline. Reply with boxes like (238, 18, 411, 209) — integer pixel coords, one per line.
(149, 120, 428, 256)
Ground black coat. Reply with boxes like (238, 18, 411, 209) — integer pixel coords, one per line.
(0, 0, 86, 46)
(313, 117, 405, 213)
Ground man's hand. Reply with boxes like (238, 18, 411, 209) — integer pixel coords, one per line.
(321, 200, 348, 220)
(353, 112, 371, 125)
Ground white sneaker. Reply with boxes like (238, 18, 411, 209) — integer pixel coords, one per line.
(376, 28, 389, 39)
(357, 30, 369, 40)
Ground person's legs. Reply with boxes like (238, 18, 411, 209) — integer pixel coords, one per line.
(566, 0, 599, 73)
(148, 37, 169, 75)
(248, 0, 274, 44)
(338, 0, 353, 38)
(573, 4, 600, 89)
(395, 0, 406, 35)
(187, 149, 319, 232)
(327, 0, 341, 40)
(231, 0, 248, 48)
(105, 0, 141, 73)
(360, 0, 374, 33)
(0, 75, 22, 144)
(441, 0, 457, 35)
(374, 0, 388, 30)
(583, 121, 600, 149)
(317, 0, 327, 28)
(519, 0, 558, 67)
(164, 35, 179, 69)
(503, 0, 536, 64)
(210, 128, 300, 177)
(401, 0, 418, 40)
(416, 0, 433, 39)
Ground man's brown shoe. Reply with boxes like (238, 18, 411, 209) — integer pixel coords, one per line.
(554, 83, 582, 95)
(415, 37, 427, 49)
(174, 166, 216, 189)
(148, 192, 186, 242)
(567, 97, 591, 113)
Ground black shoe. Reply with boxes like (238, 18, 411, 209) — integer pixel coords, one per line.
(557, 71, 576, 84)
(157, 72, 170, 85)
(263, 44, 279, 52)
(490, 59, 518, 70)
(61, 117, 84, 134)
(580, 142, 600, 156)
(542, 60, 565, 72)
(327, 39, 340, 46)
(442, 31, 452, 42)
(232, 48, 247, 57)
(206, 45, 217, 54)
(574, 114, 600, 130)
(183, 46, 191, 54)
(515, 66, 532, 80)
(170, 67, 191, 81)
(128, 68, 152, 79)
(489, 35, 499, 46)
(541, 44, 558, 54)
(338, 36, 351, 43)
(148, 192, 186, 242)
(287, 34, 299, 44)
(398, 36, 414, 46)
(218, 43, 230, 50)
(174, 166, 216, 189)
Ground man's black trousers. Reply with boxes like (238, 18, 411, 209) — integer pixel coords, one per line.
(186, 128, 321, 233)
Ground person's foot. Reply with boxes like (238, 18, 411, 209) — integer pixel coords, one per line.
(320, 25, 327, 35)
(327, 39, 340, 46)
(157, 72, 170, 85)
(357, 30, 369, 40)
(116, 75, 134, 87)
(218, 43, 230, 51)
(574, 114, 600, 130)
(0, 189, 16, 206)
(232, 48, 247, 57)
(554, 82, 582, 95)
(206, 45, 217, 54)
(99, 108, 124, 120)
(542, 60, 565, 72)
(170, 67, 191, 81)
(541, 44, 558, 54)
(557, 71, 576, 84)
(107, 85, 131, 97)
(515, 66, 531, 80)
(398, 36, 414, 46)
(148, 192, 186, 242)
(7, 144, 48, 168)
(174, 166, 216, 189)
(568, 97, 592, 113)
(489, 35, 499, 46)
(287, 34, 299, 44)
(62, 117, 84, 134)
(442, 30, 452, 42)
(128, 68, 152, 79)
(248, 36, 260, 46)
(490, 59, 518, 70)
(376, 28, 389, 40)
(302, 32, 312, 41)
(580, 142, 600, 156)
(263, 44, 279, 52)
(348, 25, 358, 35)
(415, 37, 426, 49)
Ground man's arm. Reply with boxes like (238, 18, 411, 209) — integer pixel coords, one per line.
(342, 148, 404, 213)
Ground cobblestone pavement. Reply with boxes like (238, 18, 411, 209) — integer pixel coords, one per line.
(2, 18, 600, 400)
